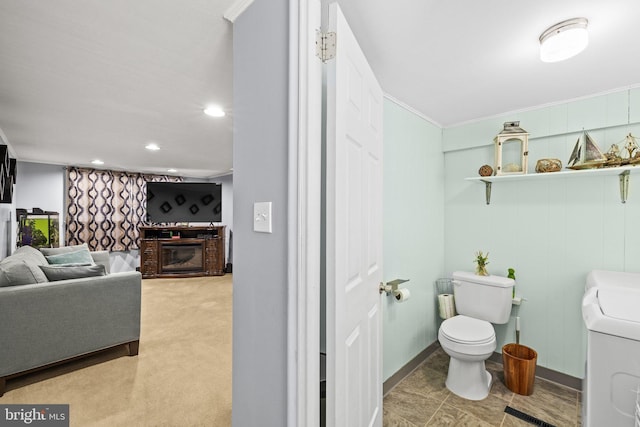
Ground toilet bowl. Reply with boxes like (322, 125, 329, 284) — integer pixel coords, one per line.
(438, 315, 497, 400)
(438, 271, 514, 400)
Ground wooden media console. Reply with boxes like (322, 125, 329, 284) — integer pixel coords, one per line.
(139, 225, 226, 278)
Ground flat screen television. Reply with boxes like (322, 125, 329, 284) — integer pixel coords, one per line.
(146, 182, 222, 223)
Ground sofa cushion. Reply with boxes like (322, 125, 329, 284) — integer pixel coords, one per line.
(45, 249, 94, 265)
(40, 243, 89, 257)
(0, 258, 49, 287)
(39, 264, 106, 281)
(0, 245, 50, 287)
(9, 245, 49, 266)
(90, 251, 111, 275)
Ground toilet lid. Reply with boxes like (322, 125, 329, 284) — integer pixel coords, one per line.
(440, 315, 495, 344)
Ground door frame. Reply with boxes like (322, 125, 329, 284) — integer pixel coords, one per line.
(287, 0, 322, 426)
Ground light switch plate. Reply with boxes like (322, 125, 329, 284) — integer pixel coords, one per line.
(253, 202, 272, 233)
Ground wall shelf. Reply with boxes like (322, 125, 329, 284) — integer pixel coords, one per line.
(466, 165, 640, 204)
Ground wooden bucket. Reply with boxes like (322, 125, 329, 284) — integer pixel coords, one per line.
(502, 343, 537, 396)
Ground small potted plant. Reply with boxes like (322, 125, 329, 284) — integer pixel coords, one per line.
(474, 251, 489, 276)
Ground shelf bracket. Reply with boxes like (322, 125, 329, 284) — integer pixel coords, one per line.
(481, 180, 492, 205)
(619, 170, 630, 203)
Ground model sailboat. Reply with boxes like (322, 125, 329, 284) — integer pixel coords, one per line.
(602, 133, 640, 167)
(624, 133, 640, 165)
(567, 131, 607, 170)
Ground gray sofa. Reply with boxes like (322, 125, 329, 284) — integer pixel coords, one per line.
(0, 245, 141, 397)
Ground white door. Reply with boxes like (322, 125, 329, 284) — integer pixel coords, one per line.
(325, 3, 384, 426)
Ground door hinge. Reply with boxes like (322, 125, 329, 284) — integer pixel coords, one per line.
(316, 30, 336, 63)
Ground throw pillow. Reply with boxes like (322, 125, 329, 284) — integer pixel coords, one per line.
(0, 259, 49, 287)
(10, 245, 49, 266)
(40, 243, 89, 257)
(39, 264, 106, 281)
(45, 249, 94, 265)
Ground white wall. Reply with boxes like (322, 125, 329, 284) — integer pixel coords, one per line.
(232, 0, 291, 425)
(15, 162, 65, 214)
(15, 161, 65, 244)
(382, 99, 445, 380)
(443, 87, 640, 378)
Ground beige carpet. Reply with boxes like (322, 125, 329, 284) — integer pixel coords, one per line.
(1, 275, 233, 427)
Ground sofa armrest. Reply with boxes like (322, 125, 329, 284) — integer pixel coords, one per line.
(0, 271, 141, 377)
(90, 250, 111, 274)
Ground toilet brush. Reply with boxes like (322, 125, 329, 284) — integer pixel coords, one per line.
(516, 316, 521, 345)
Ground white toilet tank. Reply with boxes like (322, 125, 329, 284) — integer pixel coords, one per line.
(452, 271, 515, 324)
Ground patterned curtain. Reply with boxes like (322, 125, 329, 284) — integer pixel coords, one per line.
(66, 167, 181, 251)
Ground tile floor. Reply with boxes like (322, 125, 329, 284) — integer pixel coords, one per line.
(383, 346, 582, 427)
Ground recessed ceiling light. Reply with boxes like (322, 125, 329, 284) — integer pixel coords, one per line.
(539, 18, 589, 63)
(204, 105, 226, 117)
(91, 159, 104, 165)
(167, 168, 178, 173)
(145, 143, 160, 151)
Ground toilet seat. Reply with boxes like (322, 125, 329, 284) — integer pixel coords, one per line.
(440, 315, 495, 344)
(438, 315, 496, 356)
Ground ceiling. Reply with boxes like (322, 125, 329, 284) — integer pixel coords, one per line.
(0, 0, 235, 178)
(338, 0, 640, 127)
(2, 1, 640, 177)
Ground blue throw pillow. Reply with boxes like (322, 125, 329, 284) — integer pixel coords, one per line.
(45, 249, 94, 265)
(40, 243, 89, 257)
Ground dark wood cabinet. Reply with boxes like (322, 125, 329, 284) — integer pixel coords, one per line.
(140, 239, 159, 277)
(139, 226, 226, 278)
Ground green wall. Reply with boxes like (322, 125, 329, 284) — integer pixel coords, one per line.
(384, 87, 640, 381)
(443, 87, 640, 378)
(383, 98, 445, 380)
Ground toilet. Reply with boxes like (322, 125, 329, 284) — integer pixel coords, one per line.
(438, 271, 514, 400)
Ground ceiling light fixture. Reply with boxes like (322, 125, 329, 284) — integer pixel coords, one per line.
(204, 105, 226, 117)
(91, 159, 104, 165)
(145, 143, 160, 151)
(167, 168, 178, 173)
(539, 17, 589, 63)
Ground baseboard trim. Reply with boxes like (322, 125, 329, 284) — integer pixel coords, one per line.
(488, 352, 582, 391)
(383, 342, 583, 397)
(382, 341, 441, 396)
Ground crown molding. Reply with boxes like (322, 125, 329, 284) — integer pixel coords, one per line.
(223, 0, 255, 23)
(384, 93, 442, 128)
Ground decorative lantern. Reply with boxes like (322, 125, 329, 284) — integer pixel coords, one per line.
(494, 121, 529, 175)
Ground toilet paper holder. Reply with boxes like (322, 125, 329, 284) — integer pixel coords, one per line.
(379, 279, 409, 295)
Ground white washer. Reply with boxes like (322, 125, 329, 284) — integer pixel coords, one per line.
(586, 270, 640, 291)
(582, 270, 640, 426)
